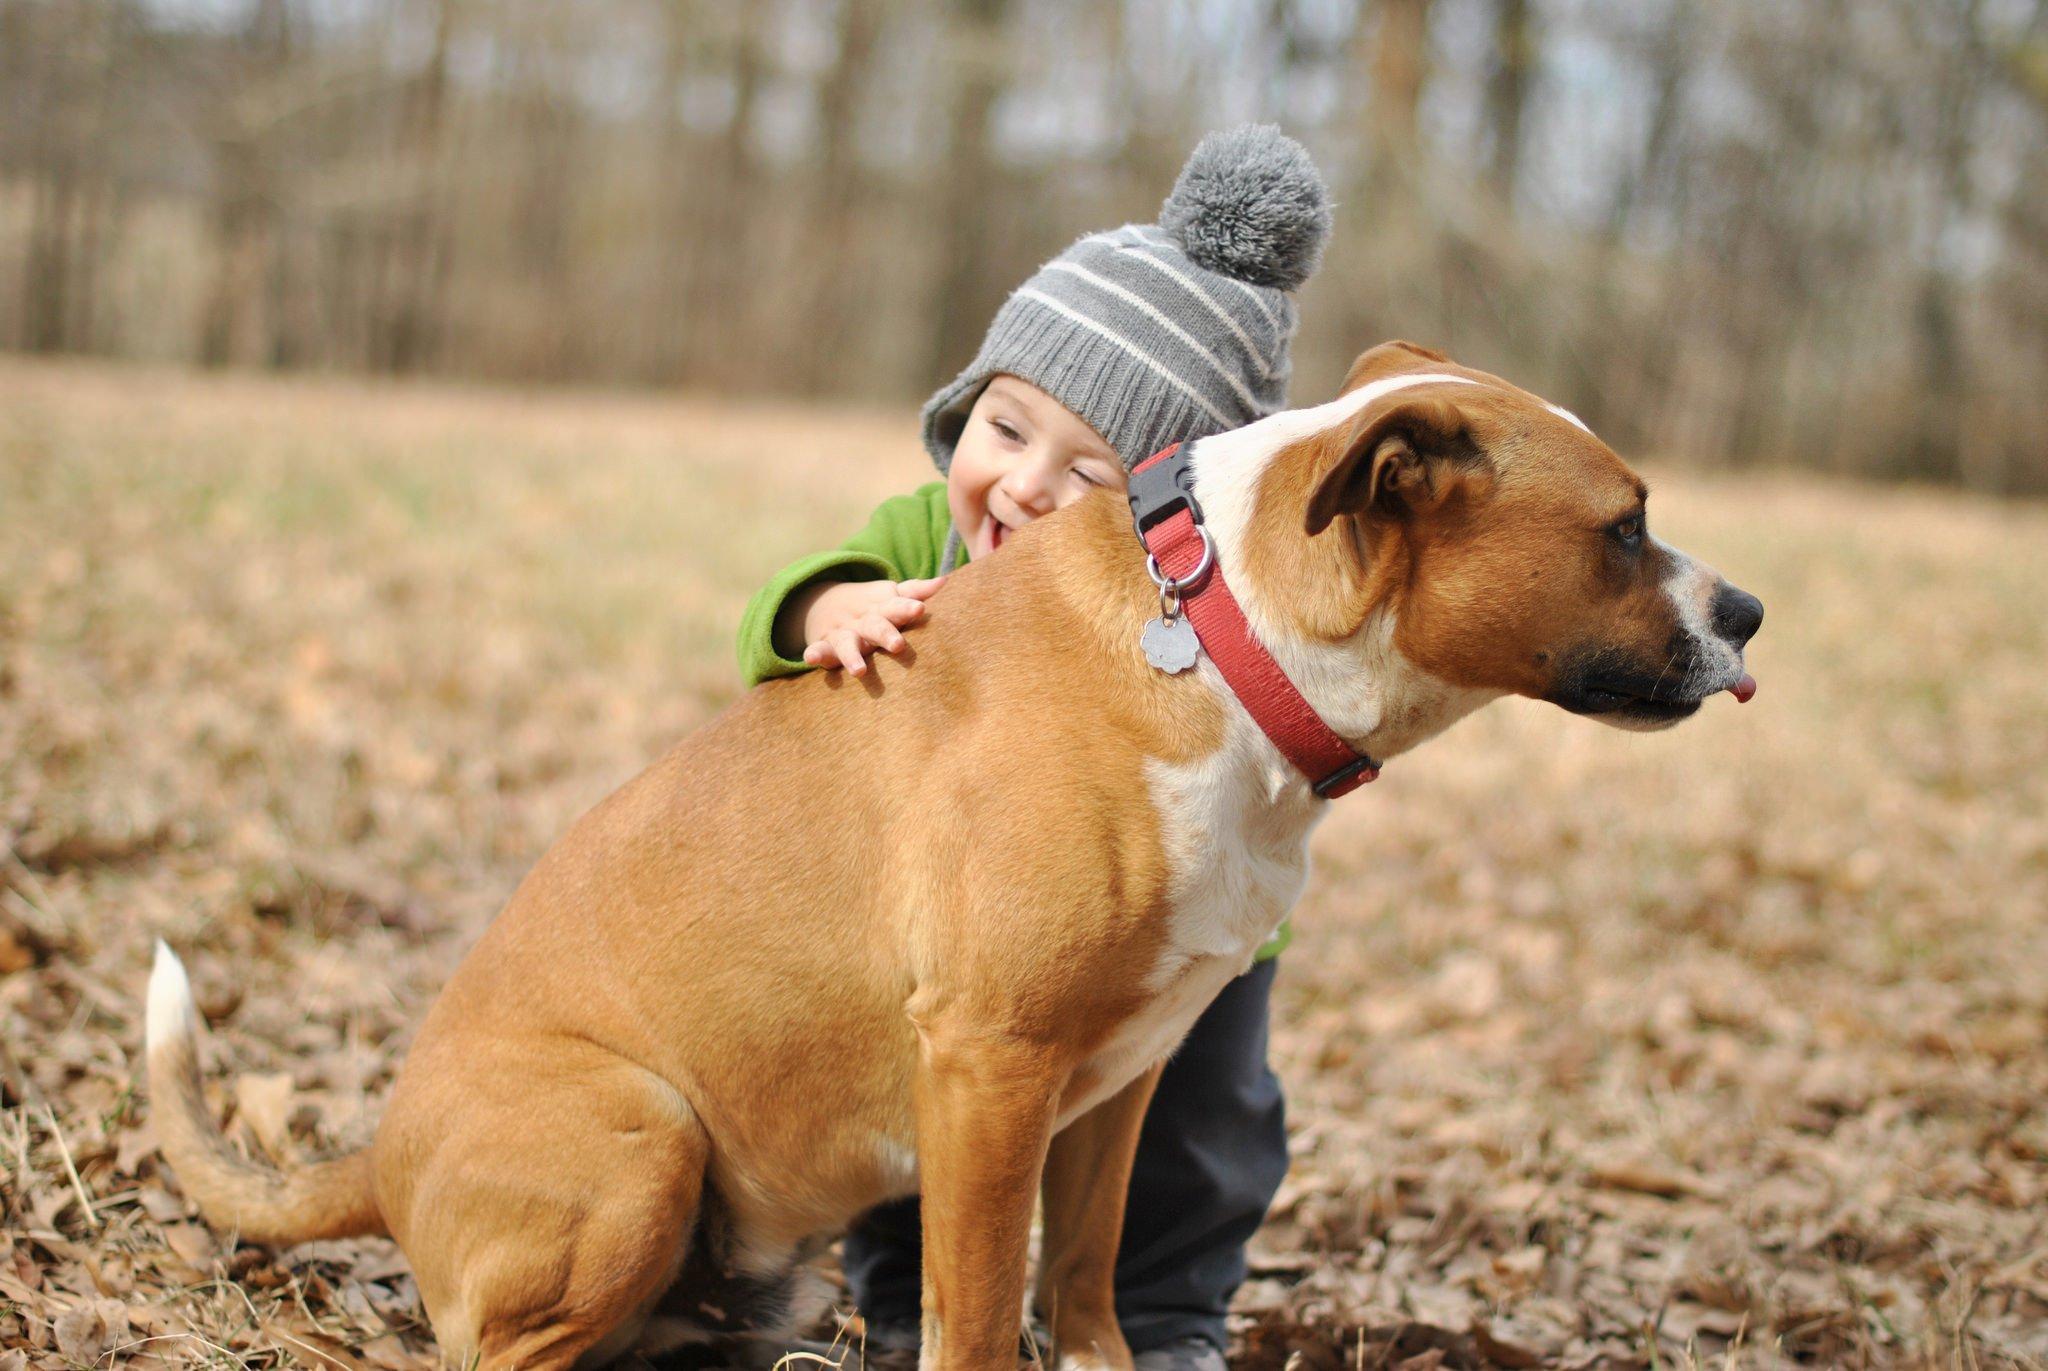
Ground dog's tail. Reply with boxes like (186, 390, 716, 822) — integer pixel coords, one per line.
(146, 941, 387, 1243)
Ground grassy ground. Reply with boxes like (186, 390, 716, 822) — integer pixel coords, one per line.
(1, 358, 2044, 1370)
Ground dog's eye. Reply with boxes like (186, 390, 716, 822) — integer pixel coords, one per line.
(1610, 515, 1644, 548)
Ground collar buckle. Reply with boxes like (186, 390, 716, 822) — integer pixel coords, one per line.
(1128, 441, 1205, 540)
(1312, 756, 1380, 799)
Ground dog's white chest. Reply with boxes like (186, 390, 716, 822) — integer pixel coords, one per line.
(1144, 738, 1321, 984)
(1060, 714, 1321, 1126)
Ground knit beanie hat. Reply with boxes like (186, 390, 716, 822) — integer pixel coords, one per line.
(921, 124, 1333, 474)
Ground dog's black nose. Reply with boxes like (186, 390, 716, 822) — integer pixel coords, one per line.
(1711, 584, 1764, 647)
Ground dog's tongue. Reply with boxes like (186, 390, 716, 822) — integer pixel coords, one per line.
(1728, 673, 1757, 704)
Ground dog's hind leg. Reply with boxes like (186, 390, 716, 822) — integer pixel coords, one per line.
(388, 1045, 709, 1370)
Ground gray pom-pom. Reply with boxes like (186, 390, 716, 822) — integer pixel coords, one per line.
(1159, 124, 1330, 291)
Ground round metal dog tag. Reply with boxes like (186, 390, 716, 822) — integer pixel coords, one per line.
(1141, 616, 1200, 673)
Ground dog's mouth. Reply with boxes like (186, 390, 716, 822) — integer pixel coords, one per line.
(1554, 656, 1757, 728)
(1570, 682, 1704, 725)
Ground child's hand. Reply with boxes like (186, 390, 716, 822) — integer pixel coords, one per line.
(794, 577, 946, 676)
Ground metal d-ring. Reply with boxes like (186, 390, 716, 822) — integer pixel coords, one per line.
(1143, 525, 1217, 599)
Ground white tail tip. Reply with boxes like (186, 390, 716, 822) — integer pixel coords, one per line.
(147, 939, 200, 1049)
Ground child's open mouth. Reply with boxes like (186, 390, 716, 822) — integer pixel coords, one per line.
(989, 518, 1009, 552)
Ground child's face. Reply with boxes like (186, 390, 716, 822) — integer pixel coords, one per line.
(947, 375, 1127, 561)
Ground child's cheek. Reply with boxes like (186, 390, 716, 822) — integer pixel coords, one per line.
(945, 473, 987, 552)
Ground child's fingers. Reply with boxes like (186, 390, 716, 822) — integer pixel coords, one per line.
(897, 577, 947, 600)
(880, 597, 927, 628)
(859, 613, 907, 655)
(832, 629, 872, 675)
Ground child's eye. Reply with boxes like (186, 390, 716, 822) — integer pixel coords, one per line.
(1072, 468, 1102, 488)
(990, 419, 1023, 444)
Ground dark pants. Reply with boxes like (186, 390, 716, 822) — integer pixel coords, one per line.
(842, 959, 1288, 1354)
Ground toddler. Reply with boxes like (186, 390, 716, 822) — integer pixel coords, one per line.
(737, 125, 1331, 1371)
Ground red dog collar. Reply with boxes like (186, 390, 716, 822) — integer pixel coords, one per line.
(1128, 442, 1380, 799)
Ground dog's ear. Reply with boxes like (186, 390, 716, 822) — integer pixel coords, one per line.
(1340, 340, 1454, 394)
(1304, 394, 1487, 535)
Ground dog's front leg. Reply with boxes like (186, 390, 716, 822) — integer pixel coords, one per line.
(1034, 1063, 1164, 1371)
(913, 1013, 1066, 1371)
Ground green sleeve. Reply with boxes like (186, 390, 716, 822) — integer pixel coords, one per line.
(1252, 919, 1292, 962)
(736, 483, 956, 687)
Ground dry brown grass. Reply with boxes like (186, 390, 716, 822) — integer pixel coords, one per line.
(1, 358, 2044, 1370)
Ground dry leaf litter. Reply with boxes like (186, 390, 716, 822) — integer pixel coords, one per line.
(2, 361, 2044, 1369)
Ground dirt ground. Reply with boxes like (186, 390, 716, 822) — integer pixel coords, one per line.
(2, 359, 2044, 1370)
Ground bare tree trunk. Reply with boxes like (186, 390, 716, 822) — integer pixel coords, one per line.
(18, 0, 122, 354)
(62, 0, 122, 352)
(650, 0, 700, 385)
(17, 3, 66, 352)
(927, 0, 1012, 386)
(686, 2, 766, 388)
(517, 89, 576, 378)
(372, 0, 451, 373)
(68, 170, 113, 351)
(1588, 3, 1696, 436)
(1368, 0, 1430, 193)
(1106, 0, 1183, 208)
(200, 134, 271, 367)
(797, 0, 882, 392)
(199, 0, 290, 368)
(24, 169, 75, 353)
(1483, 0, 1530, 203)
(1909, 0, 1986, 484)
(1606, 4, 1694, 241)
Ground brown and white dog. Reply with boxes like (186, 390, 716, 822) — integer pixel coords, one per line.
(147, 342, 1761, 1371)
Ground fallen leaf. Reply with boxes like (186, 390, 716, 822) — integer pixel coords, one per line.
(235, 1072, 296, 1160)
(1662, 1301, 1750, 1342)
(114, 1122, 159, 1176)
(264, 1320, 369, 1371)
(1588, 1160, 1719, 1200)
(360, 1333, 430, 1371)
(0, 928, 36, 974)
(1391, 1351, 1445, 1371)
(1471, 1316, 1555, 1369)
(53, 1300, 128, 1362)
(160, 1222, 216, 1269)
(138, 1186, 188, 1223)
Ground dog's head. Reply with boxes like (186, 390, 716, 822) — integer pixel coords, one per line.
(1204, 341, 1761, 753)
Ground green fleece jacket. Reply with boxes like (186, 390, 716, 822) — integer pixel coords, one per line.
(736, 481, 1290, 960)
(738, 483, 959, 687)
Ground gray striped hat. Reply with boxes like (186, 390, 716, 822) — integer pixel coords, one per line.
(921, 124, 1332, 474)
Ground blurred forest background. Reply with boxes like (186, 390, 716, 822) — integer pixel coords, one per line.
(4, 0, 2047, 493)
(7, 6, 2048, 1366)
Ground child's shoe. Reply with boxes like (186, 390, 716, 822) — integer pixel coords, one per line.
(1133, 1335, 1228, 1371)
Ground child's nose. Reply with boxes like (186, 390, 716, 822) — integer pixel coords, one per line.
(1003, 463, 1059, 517)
